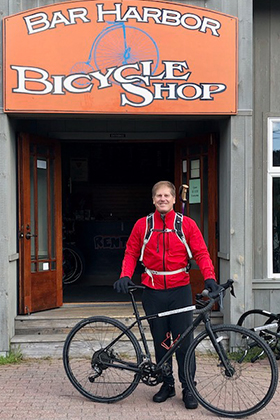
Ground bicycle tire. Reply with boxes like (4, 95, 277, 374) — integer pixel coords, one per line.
(237, 309, 280, 359)
(63, 245, 85, 285)
(69, 62, 94, 87)
(93, 26, 159, 75)
(237, 309, 275, 328)
(63, 316, 142, 403)
(184, 324, 278, 418)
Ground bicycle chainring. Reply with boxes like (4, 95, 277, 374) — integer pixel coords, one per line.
(140, 362, 162, 386)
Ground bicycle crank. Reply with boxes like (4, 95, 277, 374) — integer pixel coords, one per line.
(140, 362, 163, 386)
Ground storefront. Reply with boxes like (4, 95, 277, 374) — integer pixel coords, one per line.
(0, 0, 279, 356)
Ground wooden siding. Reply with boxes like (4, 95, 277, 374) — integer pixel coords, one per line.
(254, 1, 280, 276)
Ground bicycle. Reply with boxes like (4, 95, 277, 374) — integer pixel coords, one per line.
(63, 243, 85, 285)
(62, 219, 85, 285)
(237, 308, 280, 360)
(63, 280, 278, 418)
(70, 21, 160, 84)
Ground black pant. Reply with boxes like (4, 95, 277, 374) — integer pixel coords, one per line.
(142, 284, 195, 389)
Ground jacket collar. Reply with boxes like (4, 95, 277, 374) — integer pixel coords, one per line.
(154, 209, 176, 225)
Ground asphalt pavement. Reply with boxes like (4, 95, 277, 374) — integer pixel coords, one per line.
(0, 358, 279, 420)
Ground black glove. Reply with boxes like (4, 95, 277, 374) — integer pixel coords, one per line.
(204, 278, 220, 294)
(113, 276, 135, 293)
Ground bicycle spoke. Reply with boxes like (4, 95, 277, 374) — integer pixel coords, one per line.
(63, 317, 142, 402)
(93, 26, 159, 78)
(185, 324, 278, 418)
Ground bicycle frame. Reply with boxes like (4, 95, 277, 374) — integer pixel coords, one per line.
(63, 279, 279, 417)
(102, 286, 232, 377)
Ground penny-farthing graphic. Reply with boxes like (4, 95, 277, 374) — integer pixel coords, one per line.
(71, 22, 160, 84)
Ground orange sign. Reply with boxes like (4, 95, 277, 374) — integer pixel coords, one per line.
(3, 0, 238, 114)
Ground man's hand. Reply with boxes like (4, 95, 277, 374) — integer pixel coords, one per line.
(113, 276, 135, 293)
(204, 278, 220, 294)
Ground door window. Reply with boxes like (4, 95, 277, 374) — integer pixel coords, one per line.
(180, 147, 210, 245)
(175, 135, 218, 301)
(18, 134, 62, 313)
(30, 148, 56, 272)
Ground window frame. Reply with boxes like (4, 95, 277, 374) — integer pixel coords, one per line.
(267, 117, 280, 278)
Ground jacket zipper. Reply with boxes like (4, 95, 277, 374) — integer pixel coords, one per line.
(162, 215, 167, 289)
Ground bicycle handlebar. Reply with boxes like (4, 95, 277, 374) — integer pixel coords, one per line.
(199, 278, 234, 299)
(128, 279, 235, 314)
(195, 279, 235, 314)
(128, 285, 146, 292)
(128, 279, 234, 293)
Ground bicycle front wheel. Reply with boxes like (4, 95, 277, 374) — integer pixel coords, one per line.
(93, 26, 159, 74)
(184, 324, 278, 418)
(63, 316, 142, 403)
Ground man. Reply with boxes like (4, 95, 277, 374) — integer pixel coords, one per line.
(114, 181, 218, 409)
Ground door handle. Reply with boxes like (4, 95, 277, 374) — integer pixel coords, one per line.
(25, 232, 38, 240)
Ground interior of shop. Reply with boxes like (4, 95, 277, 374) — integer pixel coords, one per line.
(61, 140, 175, 302)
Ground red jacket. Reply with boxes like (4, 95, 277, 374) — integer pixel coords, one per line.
(120, 209, 216, 289)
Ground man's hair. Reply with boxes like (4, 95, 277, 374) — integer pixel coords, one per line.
(152, 181, 176, 198)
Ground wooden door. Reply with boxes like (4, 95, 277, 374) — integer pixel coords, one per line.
(175, 134, 218, 302)
(18, 133, 63, 314)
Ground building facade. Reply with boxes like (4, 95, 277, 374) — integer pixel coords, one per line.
(0, 0, 279, 356)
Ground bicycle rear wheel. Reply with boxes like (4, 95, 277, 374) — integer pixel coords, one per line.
(184, 324, 278, 418)
(237, 309, 280, 359)
(63, 316, 142, 402)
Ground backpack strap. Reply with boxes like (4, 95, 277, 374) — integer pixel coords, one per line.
(174, 212, 193, 259)
(139, 213, 154, 262)
(139, 212, 193, 263)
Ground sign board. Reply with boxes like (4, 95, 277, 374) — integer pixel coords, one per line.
(3, 0, 238, 114)
(189, 179, 201, 204)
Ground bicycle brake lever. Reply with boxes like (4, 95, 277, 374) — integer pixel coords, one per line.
(218, 283, 236, 309)
(230, 283, 236, 297)
(205, 287, 224, 308)
(219, 292, 224, 310)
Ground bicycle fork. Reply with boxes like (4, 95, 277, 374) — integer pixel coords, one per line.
(205, 320, 235, 377)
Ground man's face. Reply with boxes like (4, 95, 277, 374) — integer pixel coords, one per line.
(153, 186, 175, 214)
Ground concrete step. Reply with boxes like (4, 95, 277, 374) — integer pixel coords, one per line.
(11, 303, 223, 358)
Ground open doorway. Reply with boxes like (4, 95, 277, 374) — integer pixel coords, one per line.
(17, 131, 218, 309)
(61, 140, 175, 302)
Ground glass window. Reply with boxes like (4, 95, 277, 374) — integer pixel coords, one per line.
(190, 159, 200, 178)
(268, 119, 280, 277)
(273, 121, 280, 166)
(37, 159, 49, 260)
(272, 178, 280, 273)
